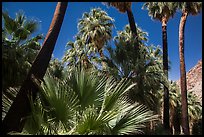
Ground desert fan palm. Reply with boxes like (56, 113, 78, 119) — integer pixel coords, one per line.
(103, 2, 140, 53)
(175, 2, 202, 135)
(64, 8, 114, 70)
(106, 24, 166, 112)
(2, 68, 158, 135)
(142, 2, 177, 132)
(2, 2, 68, 134)
(2, 11, 43, 92)
(78, 8, 114, 52)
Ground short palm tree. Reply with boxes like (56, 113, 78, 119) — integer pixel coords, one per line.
(142, 2, 177, 132)
(3, 67, 158, 135)
(187, 91, 202, 134)
(175, 2, 202, 135)
(62, 35, 95, 71)
(106, 24, 149, 78)
(162, 81, 202, 135)
(77, 8, 114, 70)
(106, 24, 166, 112)
(47, 58, 64, 79)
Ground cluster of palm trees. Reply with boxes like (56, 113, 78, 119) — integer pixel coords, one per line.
(2, 2, 202, 135)
(2, 10, 43, 93)
(143, 2, 202, 134)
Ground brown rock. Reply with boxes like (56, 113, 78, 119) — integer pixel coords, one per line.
(176, 60, 202, 102)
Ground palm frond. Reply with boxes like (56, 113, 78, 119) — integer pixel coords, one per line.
(111, 103, 158, 135)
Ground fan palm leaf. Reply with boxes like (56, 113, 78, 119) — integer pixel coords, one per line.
(18, 68, 157, 135)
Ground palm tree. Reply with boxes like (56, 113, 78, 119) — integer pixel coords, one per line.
(106, 24, 149, 79)
(2, 2, 68, 134)
(105, 24, 166, 112)
(103, 2, 138, 49)
(2, 11, 43, 93)
(62, 35, 94, 71)
(47, 58, 64, 79)
(187, 91, 202, 134)
(163, 81, 202, 135)
(13, 67, 158, 135)
(142, 2, 177, 133)
(176, 2, 202, 135)
(192, 119, 202, 135)
(77, 8, 114, 70)
(167, 81, 181, 135)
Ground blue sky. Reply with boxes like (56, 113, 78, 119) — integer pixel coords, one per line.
(2, 2, 202, 81)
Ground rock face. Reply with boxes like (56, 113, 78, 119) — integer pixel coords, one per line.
(176, 60, 202, 101)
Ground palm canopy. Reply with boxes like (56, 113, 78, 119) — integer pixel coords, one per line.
(46, 58, 64, 79)
(186, 91, 202, 121)
(176, 2, 202, 15)
(2, 10, 41, 41)
(103, 2, 132, 13)
(2, 10, 43, 91)
(63, 8, 114, 71)
(77, 8, 114, 51)
(107, 24, 149, 77)
(156, 81, 202, 135)
(142, 2, 177, 22)
(103, 2, 138, 46)
(105, 24, 166, 111)
(62, 35, 100, 72)
(114, 24, 148, 47)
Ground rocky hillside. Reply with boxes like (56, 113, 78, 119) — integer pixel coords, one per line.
(176, 60, 202, 101)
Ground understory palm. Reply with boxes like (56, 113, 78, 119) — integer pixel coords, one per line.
(6, 68, 158, 135)
(62, 35, 96, 72)
(158, 81, 202, 135)
(46, 58, 64, 79)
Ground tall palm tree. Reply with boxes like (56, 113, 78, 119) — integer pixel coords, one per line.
(176, 2, 202, 135)
(103, 2, 138, 48)
(77, 8, 114, 70)
(142, 2, 177, 133)
(2, 2, 68, 134)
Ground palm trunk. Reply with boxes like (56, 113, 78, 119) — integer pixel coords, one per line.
(179, 11, 190, 135)
(162, 17, 170, 133)
(83, 56, 90, 69)
(2, 2, 68, 134)
(126, 7, 139, 52)
(127, 5, 143, 109)
(126, 8, 137, 37)
(99, 50, 106, 70)
(172, 105, 181, 135)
